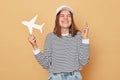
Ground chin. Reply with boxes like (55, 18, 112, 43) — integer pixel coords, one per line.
(61, 24, 70, 28)
(61, 26, 70, 29)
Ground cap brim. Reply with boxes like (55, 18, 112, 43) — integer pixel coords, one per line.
(56, 5, 73, 15)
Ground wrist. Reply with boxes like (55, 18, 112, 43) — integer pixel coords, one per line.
(82, 36, 88, 39)
(32, 44, 38, 50)
(33, 46, 38, 50)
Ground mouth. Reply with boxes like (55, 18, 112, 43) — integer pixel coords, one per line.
(61, 21, 69, 24)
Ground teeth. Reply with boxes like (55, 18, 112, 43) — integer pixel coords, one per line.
(62, 21, 68, 23)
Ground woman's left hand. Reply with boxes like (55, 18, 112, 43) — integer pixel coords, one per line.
(81, 22, 89, 39)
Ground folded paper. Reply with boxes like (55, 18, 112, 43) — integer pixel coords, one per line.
(22, 15, 45, 34)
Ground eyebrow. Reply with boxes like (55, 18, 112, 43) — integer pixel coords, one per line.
(60, 14, 71, 16)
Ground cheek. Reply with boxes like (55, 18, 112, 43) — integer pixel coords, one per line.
(59, 18, 62, 25)
(68, 17, 72, 21)
(59, 17, 63, 22)
(59, 18, 64, 25)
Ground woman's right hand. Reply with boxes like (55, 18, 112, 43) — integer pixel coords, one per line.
(28, 34, 38, 50)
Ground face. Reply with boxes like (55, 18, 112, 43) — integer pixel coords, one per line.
(59, 10, 72, 28)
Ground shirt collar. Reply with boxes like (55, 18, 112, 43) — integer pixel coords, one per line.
(61, 33, 72, 38)
(61, 33, 69, 36)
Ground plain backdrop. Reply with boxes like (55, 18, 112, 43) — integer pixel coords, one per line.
(0, 0, 120, 80)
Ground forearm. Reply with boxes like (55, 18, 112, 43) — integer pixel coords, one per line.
(32, 33, 52, 69)
(78, 38, 90, 65)
(31, 42, 39, 50)
(79, 43, 90, 65)
(34, 52, 51, 69)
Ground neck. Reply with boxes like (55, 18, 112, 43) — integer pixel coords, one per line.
(61, 28, 69, 34)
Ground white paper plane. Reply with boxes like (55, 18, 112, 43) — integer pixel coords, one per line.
(22, 15, 45, 34)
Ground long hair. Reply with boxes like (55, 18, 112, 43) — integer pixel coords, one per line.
(53, 11, 79, 37)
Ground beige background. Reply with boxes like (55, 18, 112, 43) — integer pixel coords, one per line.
(0, 0, 120, 80)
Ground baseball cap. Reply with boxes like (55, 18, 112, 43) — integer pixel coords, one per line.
(56, 5, 73, 15)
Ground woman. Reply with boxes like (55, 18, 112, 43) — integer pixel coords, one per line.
(28, 5, 90, 80)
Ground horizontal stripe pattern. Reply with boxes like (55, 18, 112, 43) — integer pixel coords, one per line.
(35, 32, 89, 73)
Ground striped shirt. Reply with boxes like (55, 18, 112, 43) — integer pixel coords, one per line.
(34, 32, 90, 73)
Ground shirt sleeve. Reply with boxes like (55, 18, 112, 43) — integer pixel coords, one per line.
(77, 32, 90, 66)
(33, 33, 52, 70)
(32, 49, 40, 55)
(82, 39, 89, 44)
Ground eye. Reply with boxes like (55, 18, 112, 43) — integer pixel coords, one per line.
(59, 14, 71, 17)
(67, 14, 71, 17)
(60, 14, 64, 17)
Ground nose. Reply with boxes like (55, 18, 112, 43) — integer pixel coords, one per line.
(64, 15, 68, 20)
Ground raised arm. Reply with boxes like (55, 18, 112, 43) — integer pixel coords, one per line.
(28, 33, 52, 70)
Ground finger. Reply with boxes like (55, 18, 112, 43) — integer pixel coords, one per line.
(84, 27, 89, 30)
(82, 26, 88, 34)
(82, 26, 88, 30)
(32, 39, 36, 42)
(29, 33, 33, 37)
(30, 35, 35, 39)
(83, 27, 89, 33)
(83, 24, 89, 30)
(28, 35, 35, 41)
(82, 25, 88, 30)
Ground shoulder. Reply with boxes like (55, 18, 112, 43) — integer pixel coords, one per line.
(46, 32, 55, 39)
(46, 32, 54, 37)
(74, 31, 82, 40)
(75, 31, 82, 37)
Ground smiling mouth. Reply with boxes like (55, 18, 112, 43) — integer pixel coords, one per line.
(62, 21, 69, 24)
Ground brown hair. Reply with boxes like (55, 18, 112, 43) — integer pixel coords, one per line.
(53, 11, 79, 37)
